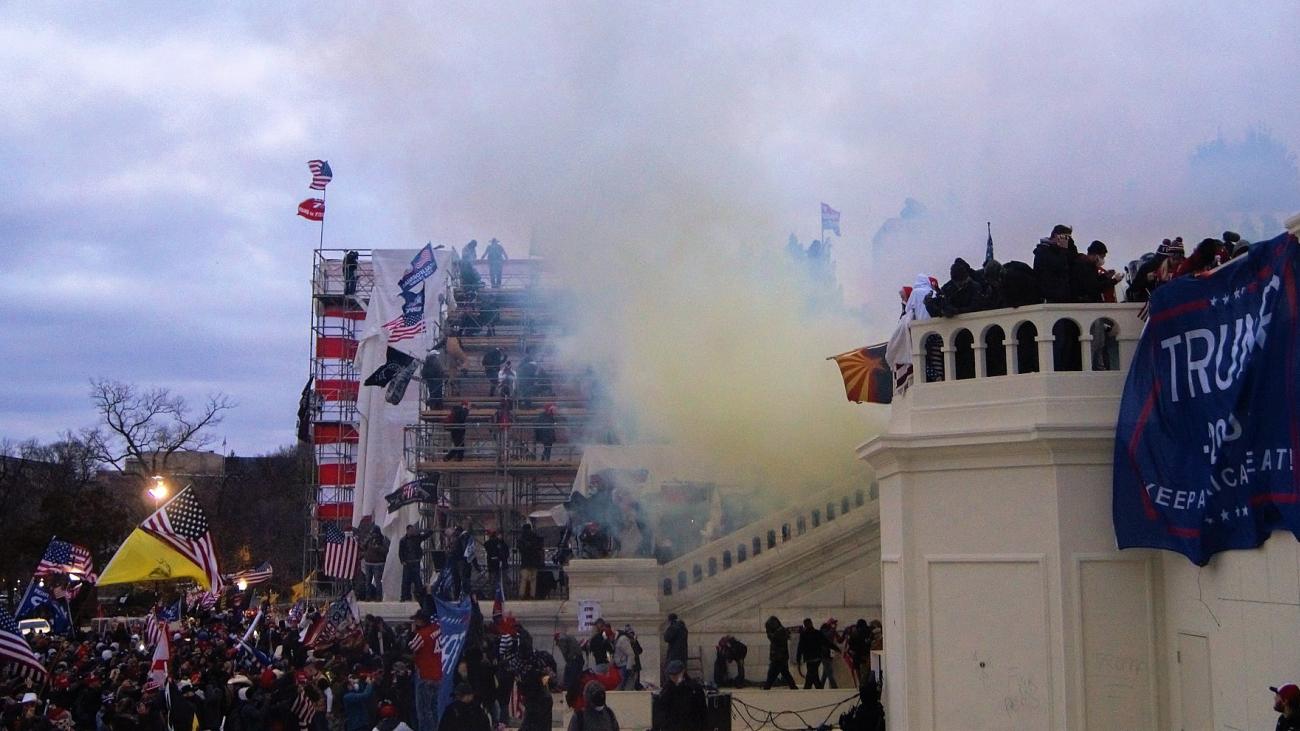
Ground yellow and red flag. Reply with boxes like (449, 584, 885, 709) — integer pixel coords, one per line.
(830, 343, 892, 404)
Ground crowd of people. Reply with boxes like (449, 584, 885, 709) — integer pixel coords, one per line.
(887, 225, 1251, 385)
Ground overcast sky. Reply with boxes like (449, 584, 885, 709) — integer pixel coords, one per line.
(2, 2, 1298, 455)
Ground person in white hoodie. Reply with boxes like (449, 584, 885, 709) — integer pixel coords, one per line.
(885, 274, 937, 394)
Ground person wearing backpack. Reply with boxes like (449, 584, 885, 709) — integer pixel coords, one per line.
(567, 682, 618, 731)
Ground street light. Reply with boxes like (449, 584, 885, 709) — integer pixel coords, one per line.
(148, 475, 169, 505)
(236, 579, 249, 592)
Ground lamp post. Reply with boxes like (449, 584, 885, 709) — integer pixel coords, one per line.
(148, 475, 169, 508)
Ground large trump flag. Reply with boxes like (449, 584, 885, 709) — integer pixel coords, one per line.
(1114, 232, 1300, 565)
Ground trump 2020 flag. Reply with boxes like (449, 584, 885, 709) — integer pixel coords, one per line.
(1113, 231, 1300, 565)
(434, 593, 472, 722)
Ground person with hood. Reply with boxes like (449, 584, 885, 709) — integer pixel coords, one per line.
(587, 620, 613, 674)
(438, 683, 491, 731)
(845, 620, 874, 687)
(566, 682, 618, 731)
(1033, 224, 1076, 303)
(483, 530, 510, 589)
(762, 617, 796, 690)
(534, 405, 559, 461)
(361, 530, 390, 601)
(518, 669, 553, 731)
(482, 238, 508, 288)
(885, 274, 936, 394)
(662, 614, 688, 670)
(795, 618, 827, 689)
(553, 632, 586, 708)
(655, 660, 705, 731)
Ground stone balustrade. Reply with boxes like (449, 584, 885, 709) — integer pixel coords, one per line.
(660, 484, 876, 598)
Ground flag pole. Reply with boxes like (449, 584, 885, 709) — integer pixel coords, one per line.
(319, 186, 327, 249)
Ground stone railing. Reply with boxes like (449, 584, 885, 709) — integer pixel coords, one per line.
(907, 303, 1145, 383)
(659, 484, 877, 597)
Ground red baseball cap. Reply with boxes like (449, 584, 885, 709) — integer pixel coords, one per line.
(1271, 684, 1300, 703)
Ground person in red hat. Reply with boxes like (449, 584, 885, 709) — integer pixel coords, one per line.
(1273, 683, 1300, 730)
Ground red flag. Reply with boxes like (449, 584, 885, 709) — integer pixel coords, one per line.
(298, 198, 325, 221)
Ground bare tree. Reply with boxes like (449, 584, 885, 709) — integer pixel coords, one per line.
(83, 379, 236, 482)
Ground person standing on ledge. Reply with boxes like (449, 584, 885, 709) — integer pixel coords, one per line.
(663, 613, 689, 671)
(483, 237, 508, 288)
(399, 524, 433, 602)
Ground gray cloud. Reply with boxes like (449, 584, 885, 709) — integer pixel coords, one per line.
(1, 1, 1298, 460)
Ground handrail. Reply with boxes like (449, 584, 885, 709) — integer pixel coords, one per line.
(906, 303, 1144, 384)
(659, 484, 877, 597)
(404, 423, 586, 470)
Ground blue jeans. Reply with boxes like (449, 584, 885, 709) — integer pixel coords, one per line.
(401, 561, 422, 601)
(415, 675, 439, 731)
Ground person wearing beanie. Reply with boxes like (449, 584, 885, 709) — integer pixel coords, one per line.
(1033, 225, 1077, 303)
(438, 682, 491, 731)
(373, 699, 413, 731)
(567, 681, 619, 731)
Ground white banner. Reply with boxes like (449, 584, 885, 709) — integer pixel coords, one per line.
(353, 248, 452, 600)
(577, 599, 602, 633)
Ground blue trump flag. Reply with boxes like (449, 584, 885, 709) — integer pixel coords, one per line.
(15, 584, 72, 635)
(433, 592, 472, 722)
(1114, 232, 1300, 565)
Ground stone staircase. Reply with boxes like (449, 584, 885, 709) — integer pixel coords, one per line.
(658, 485, 881, 678)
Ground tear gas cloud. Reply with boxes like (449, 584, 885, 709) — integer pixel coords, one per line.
(320, 2, 1300, 500)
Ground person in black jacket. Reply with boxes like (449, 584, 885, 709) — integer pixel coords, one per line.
(444, 402, 470, 462)
(420, 352, 446, 410)
(482, 348, 506, 396)
(1033, 224, 1076, 303)
(439, 683, 492, 731)
(518, 669, 553, 731)
(926, 257, 987, 317)
(534, 405, 559, 461)
(517, 523, 545, 599)
(795, 618, 827, 689)
(762, 616, 796, 690)
(655, 661, 706, 731)
(714, 635, 747, 688)
(663, 614, 689, 669)
(484, 530, 510, 589)
(398, 525, 432, 602)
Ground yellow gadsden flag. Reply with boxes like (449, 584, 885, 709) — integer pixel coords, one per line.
(97, 528, 214, 589)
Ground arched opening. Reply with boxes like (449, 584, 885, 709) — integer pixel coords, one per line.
(842, 496, 851, 514)
(722, 550, 732, 570)
(1090, 317, 1120, 371)
(677, 571, 687, 590)
(796, 516, 807, 536)
(1052, 318, 1083, 371)
(953, 329, 976, 380)
(1015, 322, 1040, 373)
(983, 325, 1008, 377)
(923, 333, 945, 382)
(781, 523, 791, 542)
(855, 489, 865, 506)
(811, 509, 821, 528)
(766, 530, 776, 549)
(707, 557, 717, 577)
(753, 536, 762, 556)
(826, 502, 836, 520)
(737, 544, 747, 563)
(692, 564, 702, 584)
(662, 578, 673, 596)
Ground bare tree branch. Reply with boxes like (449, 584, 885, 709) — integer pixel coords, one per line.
(86, 379, 236, 481)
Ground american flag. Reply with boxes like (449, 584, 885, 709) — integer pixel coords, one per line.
(144, 609, 164, 648)
(187, 587, 219, 611)
(228, 562, 274, 588)
(0, 605, 46, 683)
(144, 634, 169, 692)
(291, 686, 318, 729)
(383, 311, 426, 343)
(141, 488, 223, 592)
(321, 523, 359, 580)
(308, 160, 333, 190)
(34, 538, 94, 579)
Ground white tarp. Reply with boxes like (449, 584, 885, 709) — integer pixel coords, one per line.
(353, 247, 453, 600)
(569, 444, 727, 496)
